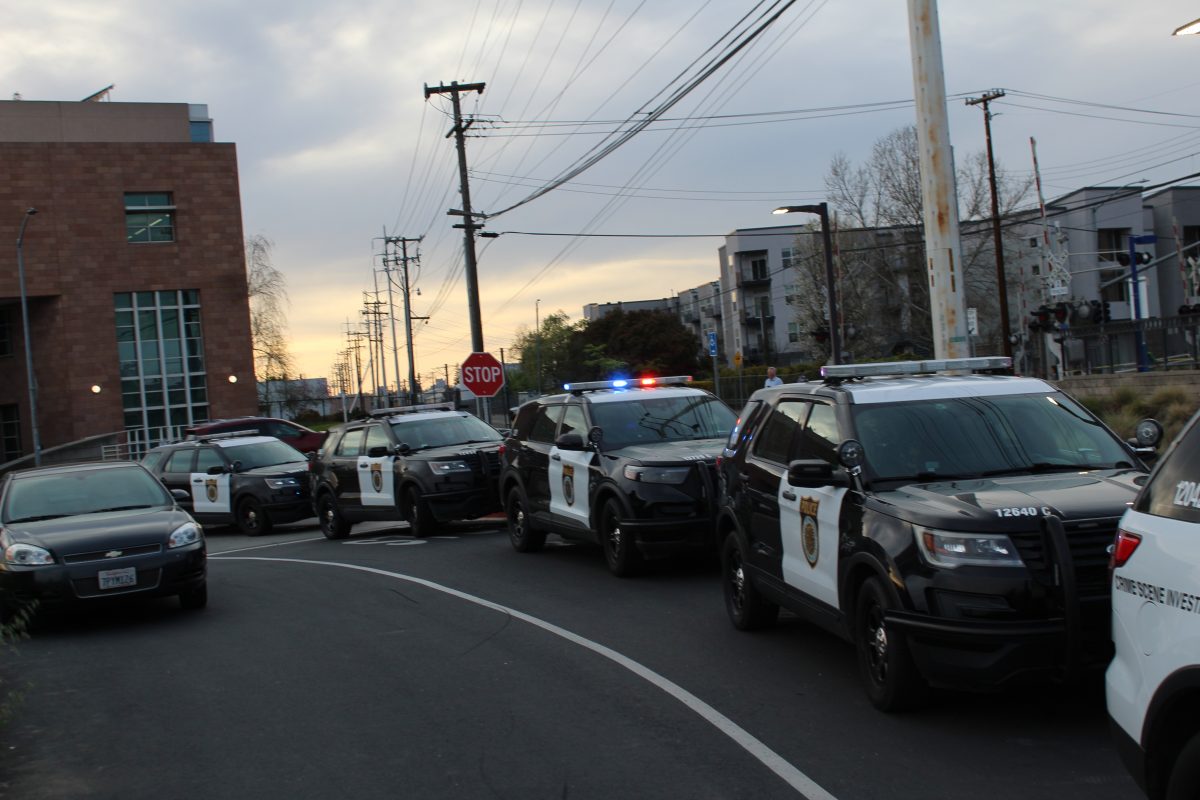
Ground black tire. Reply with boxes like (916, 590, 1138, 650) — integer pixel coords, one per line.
(317, 493, 352, 540)
(600, 498, 642, 577)
(721, 534, 779, 630)
(506, 487, 546, 552)
(854, 577, 928, 712)
(179, 583, 208, 611)
(405, 487, 436, 538)
(235, 497, 272, 536)
(1166, 731, 1200, 800)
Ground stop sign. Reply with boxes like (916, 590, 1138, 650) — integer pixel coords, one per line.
(461, 351, 505, 397)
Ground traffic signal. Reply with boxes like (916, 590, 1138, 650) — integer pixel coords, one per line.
(1029, 306, 1051, 332)
(1053, 302, 1070, 324)
(1116, 252, 1153, 267)
(811, 328, 829, 344)
(1101, 300, 1113, 322)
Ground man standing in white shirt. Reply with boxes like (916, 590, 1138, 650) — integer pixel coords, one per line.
(763, 366, 783, 388)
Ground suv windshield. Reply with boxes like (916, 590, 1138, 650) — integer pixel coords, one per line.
(224, 440, 307, 469)
(851, 392, 1134, 483)
(390, 414, 502, 450)
(4, 466, 171, 522)
(589, 394, 737, 449)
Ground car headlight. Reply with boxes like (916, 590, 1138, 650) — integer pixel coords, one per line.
(3, 542, 54, 566)
(915, 526, 1024, 568)
(623, 465, 691, 484)
(265, 477, 299, 489)
(168, 521, 202, 549)
(430, 460, 471, 475)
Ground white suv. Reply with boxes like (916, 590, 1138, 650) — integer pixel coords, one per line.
(1107, 411, 1200, 800)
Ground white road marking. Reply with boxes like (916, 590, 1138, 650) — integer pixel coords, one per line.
(211, 555, 838, 800)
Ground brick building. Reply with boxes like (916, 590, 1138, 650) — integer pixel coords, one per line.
(0, 97, 257, 463)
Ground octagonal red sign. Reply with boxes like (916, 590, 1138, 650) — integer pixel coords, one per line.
(461, 351, 505, 397)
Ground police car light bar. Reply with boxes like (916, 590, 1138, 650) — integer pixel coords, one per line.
(563, 375, 693, 392)
(819, 357, 1012, 380)
(368, 403, 454, 417)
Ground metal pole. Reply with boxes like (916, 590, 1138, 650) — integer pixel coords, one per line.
(535, 299, 542, 394)
(817, 203, 842, 364)
(907, 0, 970, 358)
(16, 208, 41, 466)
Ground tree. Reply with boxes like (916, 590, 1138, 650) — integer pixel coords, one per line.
(577, 310, 700, 377)
(510, 311, 587, 393)
(797, 125, 1033, 358)
(246, 235, 294, 402)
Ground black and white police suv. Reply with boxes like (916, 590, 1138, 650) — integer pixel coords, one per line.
(716, 356, 1159, 711)
(1107, 408, 1200, 800)
(309, 404, 504, 540)
(499, 376, 738, 576)
(141, 433, 312, 536)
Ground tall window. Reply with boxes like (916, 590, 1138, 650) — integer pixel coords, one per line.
(0, 307, 11, 357)
(781, 247, 796, 268)
(0, 404, 19, 462)
(115, 290, 207, 446)
(125, 192, 176, 243)
(1097, 228, 1128, 263)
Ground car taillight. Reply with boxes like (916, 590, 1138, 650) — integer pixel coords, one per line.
(1109, 529, 1142, 569)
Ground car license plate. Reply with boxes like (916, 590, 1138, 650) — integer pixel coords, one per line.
(98, 567, 137, 590)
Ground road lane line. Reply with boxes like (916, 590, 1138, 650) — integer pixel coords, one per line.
(213, 555, 838, 800)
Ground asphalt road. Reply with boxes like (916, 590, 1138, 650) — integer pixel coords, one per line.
(0, 519, 1142, 800)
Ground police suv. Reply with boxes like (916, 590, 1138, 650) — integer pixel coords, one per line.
(499, 376, 738, 576)
(1107, 408, 1200, 800)
(717, 357, 1158, 711)
(309, 404, 504, 540)
(142, 433, 312, 536)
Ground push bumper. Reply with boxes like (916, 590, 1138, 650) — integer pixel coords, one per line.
(621, 514, 716, 557)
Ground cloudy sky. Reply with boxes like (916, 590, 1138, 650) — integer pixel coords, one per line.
(5, 1, 1200, 387)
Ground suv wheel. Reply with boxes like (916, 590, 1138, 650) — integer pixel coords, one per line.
(600, 499, 642, 577)
(236, 497, 273, 537)
(506, 487, 545, 552)
(405, 487, 436, 538)
(854, 577, 928, 712)
(1167, 731, 1200, 800)
(318, 493, 352, 540)
(722, 534, 779, 630)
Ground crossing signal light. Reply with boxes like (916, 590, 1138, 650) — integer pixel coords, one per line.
(811, 328, 830, 344)
(1116, 252, 1153, 267)
(1029, 306, 1051, 332)
(1053, 303, 1070, 324)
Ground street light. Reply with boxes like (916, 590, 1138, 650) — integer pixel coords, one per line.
(773, 203, 842, 364)
(1174, 17, 1200, 36)
(16, 207, 41, 466)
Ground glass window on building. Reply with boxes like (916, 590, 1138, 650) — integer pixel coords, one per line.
(1097, 228, 1129, 263)
(0, 404, 20, 462)
(0, 307, 11, 357)
(114, 290, 207, 453)
(124, 192, 176, 243)
(781, 248, 795, 269)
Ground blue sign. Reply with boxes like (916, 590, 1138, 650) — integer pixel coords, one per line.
(707, 332, 718, 357)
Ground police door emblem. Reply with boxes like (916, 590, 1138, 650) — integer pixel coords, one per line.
(562, 464, 575, 506)
(205, 478, 218, 503)
(371, 463, 384, 493)
(799, 496, 820, 567)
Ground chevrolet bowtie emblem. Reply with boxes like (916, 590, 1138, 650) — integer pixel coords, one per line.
(105, 550, 123, 559)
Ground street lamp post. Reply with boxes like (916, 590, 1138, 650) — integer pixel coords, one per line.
(773, 203, 842, 364)
(16, 208, 41, 466)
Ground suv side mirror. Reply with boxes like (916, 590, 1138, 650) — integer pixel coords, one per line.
(171, 488, 191, 501)
(555, 432, 586, 450)
(786, 459, 847, 487)
(367, 445, 391, 458)
(206, 465, 226, 476)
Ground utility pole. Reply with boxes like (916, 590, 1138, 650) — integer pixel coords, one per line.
(383, 234, 427, 405)
(424, 80, 487, 353)
(907, 0, 970, 359)
(966, 89, 1012, 359)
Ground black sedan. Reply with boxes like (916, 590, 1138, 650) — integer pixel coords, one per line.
(0, 461, 207, 622)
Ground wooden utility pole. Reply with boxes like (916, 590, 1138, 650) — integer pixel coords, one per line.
(383, 234, 426, 404)
(424, 80, 487, 353)
(966, 89, 1012, 358)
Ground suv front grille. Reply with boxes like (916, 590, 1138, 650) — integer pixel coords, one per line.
(1008, 517, 1120, 599)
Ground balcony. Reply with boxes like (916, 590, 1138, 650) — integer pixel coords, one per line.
(740, 273, 771, 289)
